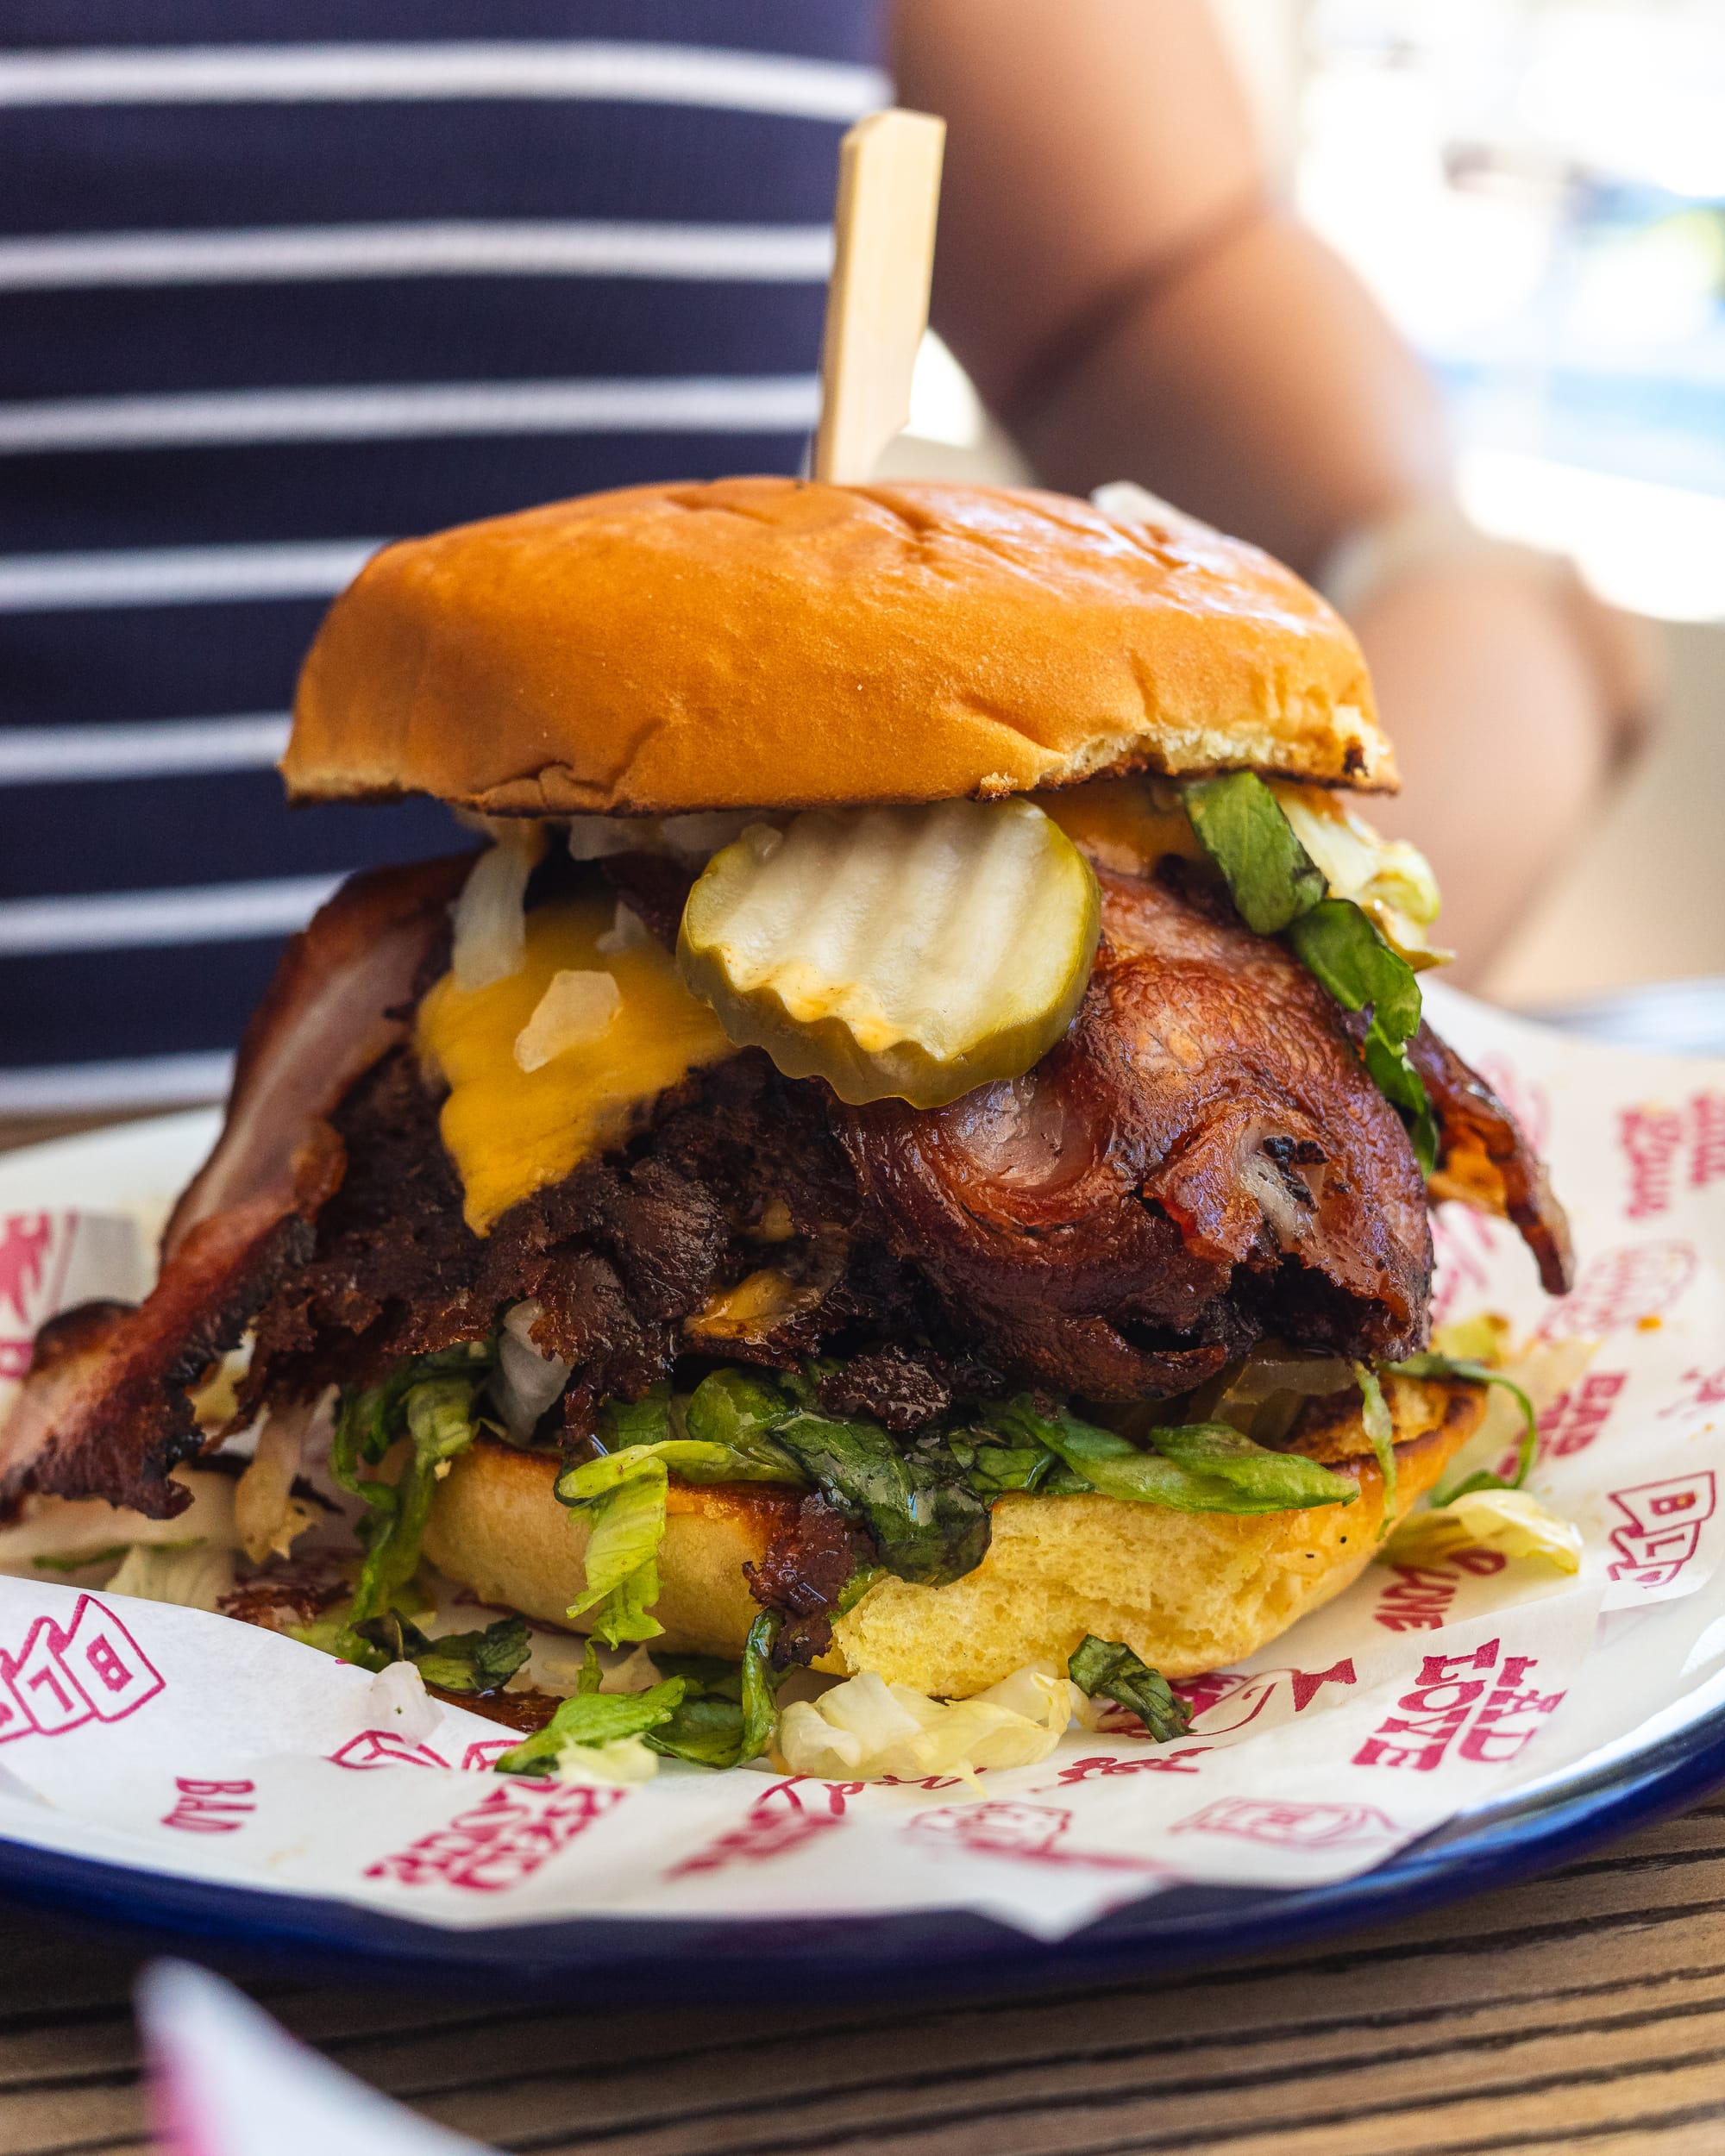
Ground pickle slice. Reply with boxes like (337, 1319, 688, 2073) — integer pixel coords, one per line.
(677, 799, 1101, 1108)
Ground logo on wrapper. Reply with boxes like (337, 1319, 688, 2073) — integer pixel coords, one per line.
(363, 1779, 624, 1892)
(1351, 1638, 1566, 1771)
(1619, 1094, 1725, 1219)
(1169, 1797, 1397, 1850)
(0, 1595, 163, 1742)
(1535, 1240, 1698, 1343)
(908, 1801, 1167, 1877)
(0, 1213, 147, 1381)
(1609, 1472, 1717, 1590)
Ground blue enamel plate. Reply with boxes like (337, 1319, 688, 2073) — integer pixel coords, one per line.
(0, 1697, 1719, 2002)
(1, 1109, 1723, 2000)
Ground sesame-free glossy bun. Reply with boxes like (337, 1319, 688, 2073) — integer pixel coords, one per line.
(285, 478, 1395, 817)
(421, 1377, 1481, 1693)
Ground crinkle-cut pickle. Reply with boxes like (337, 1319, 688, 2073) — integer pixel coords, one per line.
(677, 799, 1102, 1109)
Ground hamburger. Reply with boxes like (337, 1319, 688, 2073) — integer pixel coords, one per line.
(0, 477, 1574, 1771)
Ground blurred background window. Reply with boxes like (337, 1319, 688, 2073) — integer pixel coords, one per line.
(1300, 0, 1725, 626)
(896, 0, 1725, 1020)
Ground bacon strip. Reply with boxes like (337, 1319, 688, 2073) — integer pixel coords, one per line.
(837, 868, 1434, 1397)
(0, 858, 468, 1518)
(165, 853, 472, 1256)
(1410, 1025, 1576, 1296)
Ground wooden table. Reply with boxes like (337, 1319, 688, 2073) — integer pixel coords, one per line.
(0, 1792, 1722, 2155)
(4, 1109, 1725, 2153)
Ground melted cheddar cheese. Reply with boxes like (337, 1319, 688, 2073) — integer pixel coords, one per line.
(1032, 775, 1204, 876)
(417, 893, 733, 1233)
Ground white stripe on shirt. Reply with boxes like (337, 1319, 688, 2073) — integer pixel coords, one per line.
(0, 541, 382, 612)
(0, 874, 342, 956)
(0, 220, 834, 292)
(0, 374, 824, 453)
(0, 714, 291, 786)
(0, 1051, 233, 1113)
(0, 42, 888, 118)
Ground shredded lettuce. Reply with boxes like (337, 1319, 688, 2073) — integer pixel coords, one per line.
(983, 1397, 1357, 1514)
(1289, 901, 1440, 1175)
(553, 1447, 674, 1645)
(495, 1675, 687, 1777)
(305, 1343, 494, 1663)
(1386, 1352, 1540, 1501)
(1353, 1361, 1396, 1538)
(687, 1368, 994, 1586)
(1068, 1635, 1192, 1741)
(645, 1611, 783, 1768)
(32, 1545, 128, 1574)
(352, 1611, 531, 1694)
(1179, 772, 1439, 1172)
(769, 1415, 993, 1585)
(1389, 1486, 1583, 1573)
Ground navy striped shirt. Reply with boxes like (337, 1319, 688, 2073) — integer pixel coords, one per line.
(0, 3, 886, 1110)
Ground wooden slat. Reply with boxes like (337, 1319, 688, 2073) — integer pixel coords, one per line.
(3, 1803, 1725, 2154)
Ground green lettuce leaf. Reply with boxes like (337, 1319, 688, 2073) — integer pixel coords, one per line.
(768, 1412, 993, 1585)
(985, 1398, 1355, 1514)
(1068, 1635, 1192, 1742)
(1181, 770, 1327, 933)
(948, 1432, 1063, 1497)
(553, 1428, 804, 1647)
(1387, 1352, 1540, 1501)
(555, 1451, 671, 1646)
(323, 1361, 492, 1650)
(645, 1611, 783, 1768)
(1178, 774, 1439, 1173)
(1353, 1360, 1396, 1539)
(32, 1545, 128, 1574)
(1289, 901, 1440, 1174)
(494, 1677, 687, 1777)
(1150, 1420, 1362, 1511)
(596, 1384, 675, 1451)
(352, 1611, 532, 1695)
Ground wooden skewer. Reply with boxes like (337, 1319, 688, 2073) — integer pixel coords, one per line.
(811, 107, 947, 486)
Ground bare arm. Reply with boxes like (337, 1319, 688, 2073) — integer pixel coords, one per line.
(892, 0, 1638, 979)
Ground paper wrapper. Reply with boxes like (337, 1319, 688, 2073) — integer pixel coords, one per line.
(143, 1959, 492, 2155)
(0, 986, 1722, 1944)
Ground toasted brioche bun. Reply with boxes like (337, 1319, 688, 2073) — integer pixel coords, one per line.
(422, 1376, 1481, 1693)
(285, 478, 1394, 818)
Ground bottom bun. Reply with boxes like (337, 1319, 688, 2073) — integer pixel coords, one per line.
(423, 1376, 1484, 1691)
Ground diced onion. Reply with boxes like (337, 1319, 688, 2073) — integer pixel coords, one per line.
(775, 1664, 1073, 1786)
(494, 1301, 572, 1437)
(367, 1659, 442, 1744)
(234, 1398, 319, 1564)
(566, 812, 758, 863)
(567, 817, 643, 862)
(513, 969, 622, 1072)
(595, 902, 652, 956)
(452, 825, 545, 990)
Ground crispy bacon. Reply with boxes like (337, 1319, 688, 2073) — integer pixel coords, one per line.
(1412, 1025, 1576, 1296)
(837, 868, 1435, 1396)
(0, 858, 467, 1518)
(3, 844, 1576, 1514)
(165, 853, 472, 1255)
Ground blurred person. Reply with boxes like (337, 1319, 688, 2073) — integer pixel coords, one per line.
(0, 1, 1641, 1112)
(895, 0, 1651, 980)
